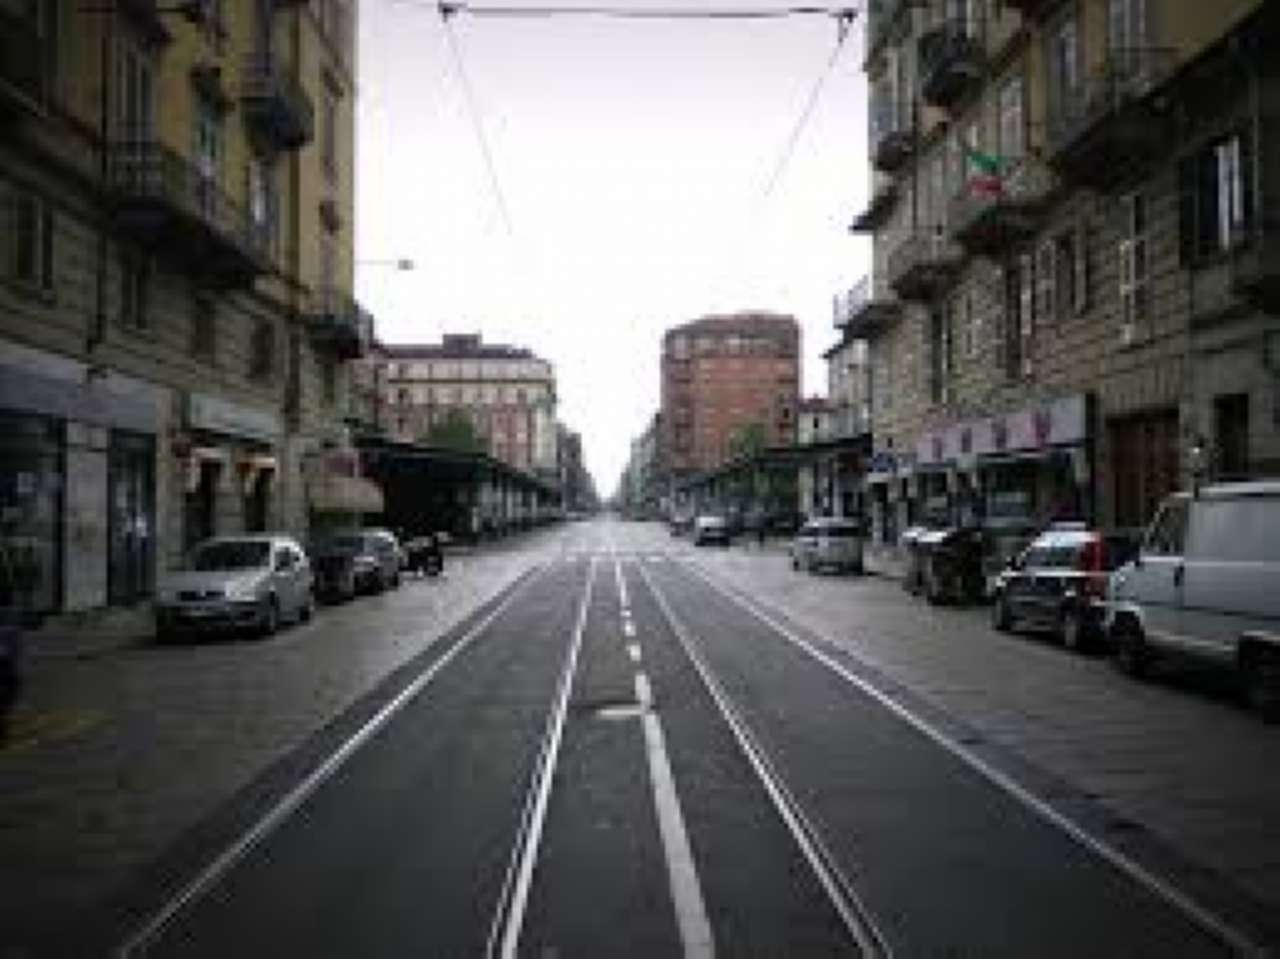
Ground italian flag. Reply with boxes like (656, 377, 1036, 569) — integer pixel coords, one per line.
(966, 146, 1005, 196)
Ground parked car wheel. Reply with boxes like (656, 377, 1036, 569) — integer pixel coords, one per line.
(925, 567, 944, 605)
(791, 557, 799, 571)
(992, 593, 1012, 632)
(299, 596, 314, 623)
(1242, 650, 1280, 724)
(1111, 620, 1150, 678)
(1060, 608, 1087, 653)
(259, 597, 279, 638)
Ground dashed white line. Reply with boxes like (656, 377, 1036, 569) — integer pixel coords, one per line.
(627, 643, 642, 663)
(623, 619, 636, 638)
(634, 670, 714, 959)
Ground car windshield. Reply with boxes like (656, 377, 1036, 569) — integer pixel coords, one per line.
(190, 541, 270, 571)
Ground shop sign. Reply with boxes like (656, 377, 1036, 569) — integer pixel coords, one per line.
(186, 393, 280, 444)
(915, 395, 1088, 466)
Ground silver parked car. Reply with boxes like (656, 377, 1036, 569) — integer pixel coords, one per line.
(155, 535, 315, 641)
(1106, 481, 1280, 720)
(791, 517, 865, 574)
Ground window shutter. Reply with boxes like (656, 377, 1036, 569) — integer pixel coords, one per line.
(1037, 240, 1056, 323)
(1118, 237, 1135, 342)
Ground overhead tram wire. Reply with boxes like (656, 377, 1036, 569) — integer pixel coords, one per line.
(759, 7, 854, 202)
(440, 3, 858, 23)
(440, 10, 517, 238)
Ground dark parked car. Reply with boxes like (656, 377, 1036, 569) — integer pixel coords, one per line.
(0, 543, 41, 743)
(311, 530, 403, 601)
(917, 525, 988, 605)
(403, 533, 444, 577)
(992, 524, 1137, 652)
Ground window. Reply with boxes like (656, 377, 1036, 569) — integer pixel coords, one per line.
(998, 75, 1024, 163)
(250, 318, 275, 381)
(1019, 252, 1034, 376)
(119, 252, 149, 329)
(1045, 13, 1080, 120)
(8, 191, 55, 292)
(116, 42, 155, 140)
(1143, 499, 1187, 557)
(321, 358, 337, 404)
(962, 287, 982, 359)
(247, 158, 276, 256)
(1119, 191, 1149, 344)
(1035, 239, 1056, 325)
(322, 90, 338, 179)
(1108, 0, 1147, 54)
(1053, 231, 1077, 319)
(928, 303, 952, 405)
(1181, 133, 1252, 262)
(191, 291, 216, 359)
(1002, 259, 1023, 380)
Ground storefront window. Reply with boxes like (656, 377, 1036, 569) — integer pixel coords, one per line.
(0, 411, 63, 612)
(108, 431, 155, 604)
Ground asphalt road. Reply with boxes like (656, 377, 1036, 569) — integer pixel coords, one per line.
(111, 520, 1263, 957)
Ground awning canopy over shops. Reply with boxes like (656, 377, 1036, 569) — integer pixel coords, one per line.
(674, 434, 871, 498)
(308, 474, 385, 514)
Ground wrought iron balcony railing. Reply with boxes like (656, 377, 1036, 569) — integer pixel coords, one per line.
(947, 159, 1056, 256)
(887, 231, 965, 303)
(0, 9, 46, 112)
(1046, 47, 1176, 187)
(241, 51, 314, 151)
(308, 287, 372, 361)
(919, 19, 985, 110)
(107, 140, 272, 285)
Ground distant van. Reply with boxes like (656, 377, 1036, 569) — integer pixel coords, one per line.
(1106, 481, 1280, 721)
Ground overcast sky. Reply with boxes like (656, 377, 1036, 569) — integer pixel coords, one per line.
(356, 0, 871, 494)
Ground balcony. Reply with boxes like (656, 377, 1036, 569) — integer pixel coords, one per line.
(999, 0, 1056, 19)
(308, 288, 372, 361)
(834, 277, 902, 338)
(865, 0, 909, 65)
(107, 141, 272, 286)
(117, 0, 175, 45)
(850, 179, 899, 234)
(947, 160, 1055, 256)
(887, 232, 964, 303)
(919, 21, 985, 111)
(1047, 48, 1176, 190)
(870, 101, 915, 174)
(832, 402, 871, 440)
(1192, 231, 1280, 325)
(0, 9, 46, 114)
(241, 52, 314, 151)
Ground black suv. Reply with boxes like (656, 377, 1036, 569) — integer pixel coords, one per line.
(991, 524, 1137, 652)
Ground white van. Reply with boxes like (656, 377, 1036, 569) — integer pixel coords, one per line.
(791, 518, 865, 574)
(1106, 481, 1280, 721)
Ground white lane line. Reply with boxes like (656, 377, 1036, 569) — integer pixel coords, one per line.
(679, 560, 1267, 959)
(119, 564, 552, 957)
(623, 619, 636, 638)
(613, 555, 631, 612)
(627, 643, 642, 663)
(490, 559, 598, 959)
(634, 670, 715, 959)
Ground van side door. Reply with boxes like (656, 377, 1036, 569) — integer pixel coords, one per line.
(1181, 496, 1280, 660)
(1124, 498, 1189, 646)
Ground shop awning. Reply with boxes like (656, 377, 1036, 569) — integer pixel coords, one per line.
(308, 474, 385, 514)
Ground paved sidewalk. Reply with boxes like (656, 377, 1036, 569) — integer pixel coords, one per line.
(687, 544, 1280, 916)
(0, 537, 553, 950)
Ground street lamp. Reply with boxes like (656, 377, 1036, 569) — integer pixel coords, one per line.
(356, 258, 415, 272)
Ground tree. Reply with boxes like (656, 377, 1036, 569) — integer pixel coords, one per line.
(422, 409, 487, 454)
(727, 422, 768, 461)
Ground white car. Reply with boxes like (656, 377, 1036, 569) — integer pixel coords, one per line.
(155, 535, 314, 641)
(693, 515, 730, 546)
(791, 518, 865, 574)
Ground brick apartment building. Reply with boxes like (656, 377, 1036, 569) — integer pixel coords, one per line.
(660, 312, 801, 484)
(378, 335, 559, 475)
(848, 0, 1277, 564)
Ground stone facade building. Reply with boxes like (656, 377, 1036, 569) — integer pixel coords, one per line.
(851, 0, 1277, 566)
(378, 335, 559, 476)
(660, 312, 801, 483)
(0, 0, 372, 614)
